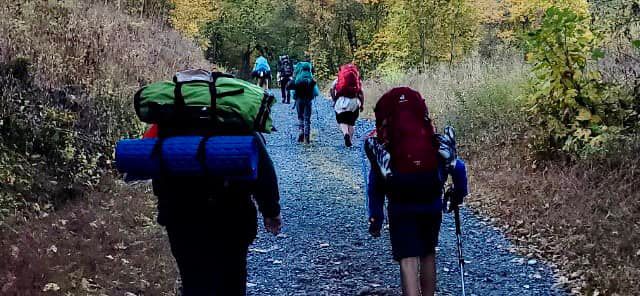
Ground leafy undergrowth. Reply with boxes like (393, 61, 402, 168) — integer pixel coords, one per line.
(0, 0, 208, 222)
(0, 176, 177, 295)
(467, 141, 640, 295)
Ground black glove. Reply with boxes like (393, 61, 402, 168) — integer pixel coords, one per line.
(368, 217, 382, 238)
(444, 186, 463, 212)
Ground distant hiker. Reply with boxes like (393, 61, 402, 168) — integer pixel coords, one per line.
(277, 55, 294, 104)
(330, 63, 364, 147)
(127, 70, 282, 295)
(287, 61, 319, 144)
(252, 55, 271, 90)
(364, 87, 469, 296)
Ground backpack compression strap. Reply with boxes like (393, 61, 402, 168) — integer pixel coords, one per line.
(172, 71, 236, 125)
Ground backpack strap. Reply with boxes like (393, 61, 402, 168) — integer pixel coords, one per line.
(196, 136, 211, 176)
(209, 72, 235, 129)
(173, 80, 186, 119)
(172, 70, 236, 126)
(150, 137, 167, 177)
(255, 93, 275, 131)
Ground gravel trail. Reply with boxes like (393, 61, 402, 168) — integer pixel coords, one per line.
(246, 94, 565, 296)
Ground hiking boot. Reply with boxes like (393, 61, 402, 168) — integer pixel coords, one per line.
(344, 134, 352, 147)
(297, 133, 305, 143)
(304, 135, 311, 144)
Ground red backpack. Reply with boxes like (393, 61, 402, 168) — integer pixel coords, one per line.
(374, 87, 438, 174)
(335, 64, 362, 98)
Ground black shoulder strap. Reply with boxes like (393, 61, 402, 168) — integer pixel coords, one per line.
(208, 72, 237, 127)
(172, 76, 186, 119)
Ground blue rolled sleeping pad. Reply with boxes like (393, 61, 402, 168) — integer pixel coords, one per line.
(115, 136, 259, 181)
(451, 158, 469, 200)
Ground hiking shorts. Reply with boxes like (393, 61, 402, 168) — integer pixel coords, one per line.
(388, 211, 442, 261)
(335, 110, 359, 126)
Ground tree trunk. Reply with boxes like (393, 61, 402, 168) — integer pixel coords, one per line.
(344, 22, 358, 57)
(241, 44, 253, 79)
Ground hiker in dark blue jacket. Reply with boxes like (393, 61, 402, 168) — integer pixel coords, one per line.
(152, 132, 281, 296)
(365, 132, 468, 296)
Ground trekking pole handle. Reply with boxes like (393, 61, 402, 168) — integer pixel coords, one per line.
(454, 205, 462, 236)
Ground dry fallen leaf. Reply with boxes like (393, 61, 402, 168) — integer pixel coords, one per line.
(42, 283, 60, 292)
(10, 245, 19, 259)
(46, 245, 57, 254)
(81, 278, 100, 292)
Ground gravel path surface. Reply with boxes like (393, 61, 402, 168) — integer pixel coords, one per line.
(246, 94, 565, 296)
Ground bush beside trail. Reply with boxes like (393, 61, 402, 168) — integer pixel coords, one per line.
(0, 0, 208, 222)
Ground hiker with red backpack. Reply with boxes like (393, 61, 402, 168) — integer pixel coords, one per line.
(364, 87, 469, 296)
(330, 63, 364, 147)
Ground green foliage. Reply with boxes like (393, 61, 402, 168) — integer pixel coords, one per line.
(191, 0, 484, 79)
(201, 0, 307, 77)
(0, 0, 208, 221)
(524, 7, 637, 157)
(363, 0, 480, 72)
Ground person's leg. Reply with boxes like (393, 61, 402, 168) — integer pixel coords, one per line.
(400, 257, 421, 296)
(166, 223, 216, 295)
(280, 79, 287, 103)
(417, 211, 442, 296)
(211, 242, 250, 296)
(339, 123, 349, 135)
(285, 78, 291, 103)
(296, 99, 305, 142)
(419, 255, 437, 296)
(303, 99, 312, 143)
(348, 110, 358, 140)
(342, 123, 352, 147)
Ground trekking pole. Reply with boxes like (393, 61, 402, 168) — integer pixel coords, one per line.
(360, 141, 369, 215)
(453, 204, 467, 296)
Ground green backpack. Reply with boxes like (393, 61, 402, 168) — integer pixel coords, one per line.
(134, 69, 275, 133)
(294, 62, 313, 84)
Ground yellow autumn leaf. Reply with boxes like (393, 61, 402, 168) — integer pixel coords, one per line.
(576, 107, 592, 121)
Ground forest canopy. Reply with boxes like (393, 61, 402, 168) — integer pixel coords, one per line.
(168, 0, 637, 79)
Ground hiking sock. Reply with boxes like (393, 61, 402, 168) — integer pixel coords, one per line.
(344, 134, 352, 147)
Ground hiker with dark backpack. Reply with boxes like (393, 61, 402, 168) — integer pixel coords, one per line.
(330, 63, 364, 147)
(251, 55, 271, 90)
(287, 61, 319, 144)
(363, 87, 469, 296)
(277, 55, 294, 104)
(117, 70, 282, 295)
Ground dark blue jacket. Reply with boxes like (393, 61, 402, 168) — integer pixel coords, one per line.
(365, 136, 467, 224)
(153, 133, 280, 227)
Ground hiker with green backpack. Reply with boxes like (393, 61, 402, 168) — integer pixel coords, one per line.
(287, 61, 320, 144)
(119, 69, 282, 295)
